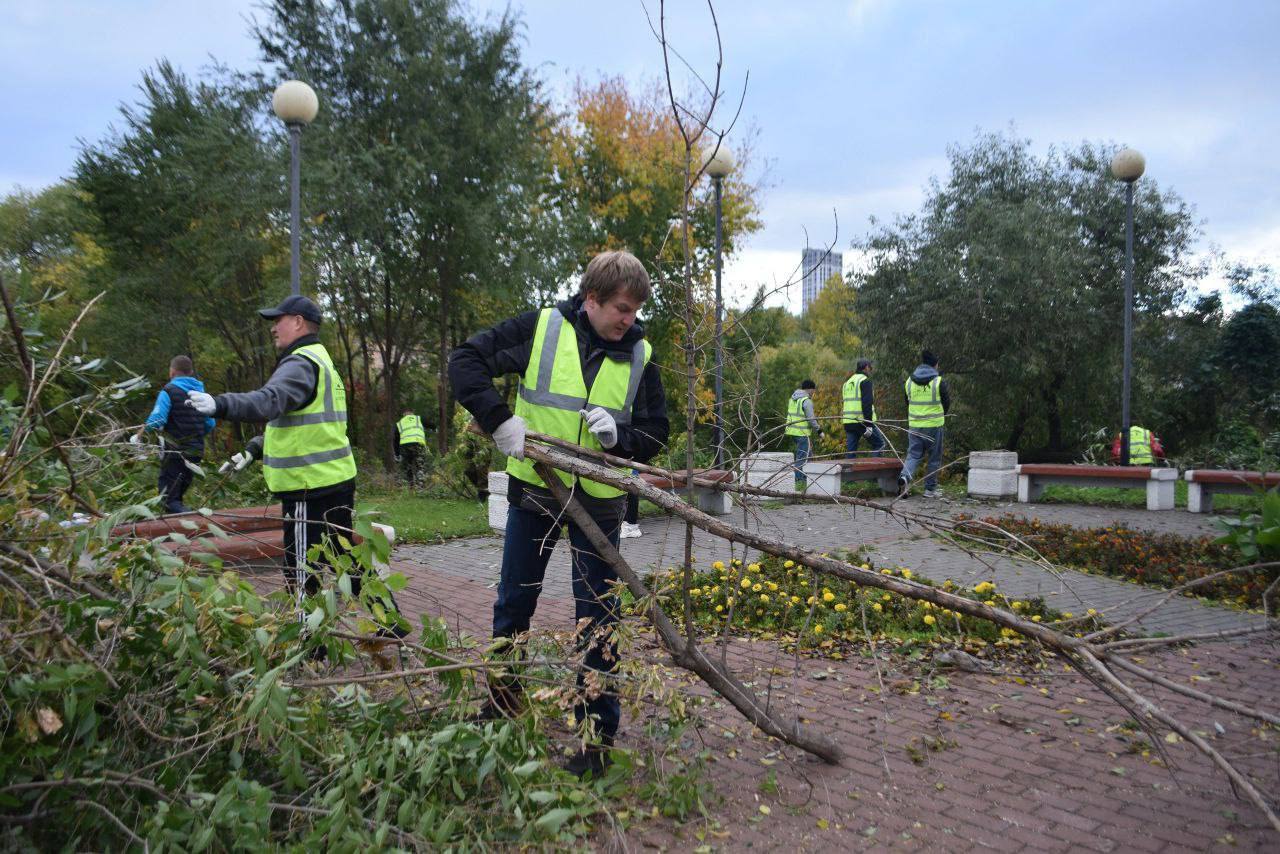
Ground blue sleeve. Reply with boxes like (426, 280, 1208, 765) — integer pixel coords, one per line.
(144, 390, 170, 432)
(204, 416, 216, 435)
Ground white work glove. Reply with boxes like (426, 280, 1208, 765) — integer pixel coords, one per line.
(128, 433, 142, 445)
(218, 451, 253, 475)
(580, 407, 618, 449)
(491, 416, 527, 460)
(864, 426, 874, 437)
(186, 391, 216, 416)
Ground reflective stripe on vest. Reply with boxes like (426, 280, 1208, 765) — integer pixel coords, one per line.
(505, 307, 651, 499)
(397, 414, 426, 446)
(1128, 425, 1154, 465)
(785, 395, 812, 437)
(263, 343, 357, 493)
(905, 375, 945, 428)
(841, 373, 876, 424)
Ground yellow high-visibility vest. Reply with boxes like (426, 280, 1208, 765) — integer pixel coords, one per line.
(785, 395, 813, 437)
(505, 307, 651, 499)
(397, 413, 426, 446)
(1128, 425, 1154, 465)
(905, 376, 945, 428)
(263, 343, 357, 493)
(842, 373, 876, 424)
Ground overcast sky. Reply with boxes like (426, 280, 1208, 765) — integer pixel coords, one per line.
(4, 0, 1277, 312)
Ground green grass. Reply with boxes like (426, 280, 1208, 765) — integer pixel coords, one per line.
(1038, 479, 1266, 513)
(357, 491, 491, 543)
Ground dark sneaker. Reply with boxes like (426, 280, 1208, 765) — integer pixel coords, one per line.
(896, 475, 909, 496)
(564, 746, 612, 779)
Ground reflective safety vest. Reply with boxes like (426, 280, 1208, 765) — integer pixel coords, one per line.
(785, 395, 813, 437)
(842, 373, 876, 424)
(263, 343, 357, 493)
(905, 375, 945, 428)
(397, 413, 426, 446)
(505, 307, 651, 499)
(1128, 425, 1154, 465)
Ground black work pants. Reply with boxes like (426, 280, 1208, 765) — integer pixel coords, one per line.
(158, 451, 199, 514)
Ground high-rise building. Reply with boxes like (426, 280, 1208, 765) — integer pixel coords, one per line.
(801, 247, 842, 314)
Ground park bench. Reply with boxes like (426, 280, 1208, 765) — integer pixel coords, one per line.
(110, 505, 394, 567)
(641, 468, 734, 515)
(1184, 469, 1280, 514)
(1015, 463, 1177, 511)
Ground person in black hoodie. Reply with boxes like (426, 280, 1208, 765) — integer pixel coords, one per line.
(898, 349, 951, 499)
(448, 250, 669, 778)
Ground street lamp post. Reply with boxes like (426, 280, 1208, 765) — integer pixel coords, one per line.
(272, 81, 320, 296)
(702, 143, 734, 469)
(1110, 148, 1145, 466)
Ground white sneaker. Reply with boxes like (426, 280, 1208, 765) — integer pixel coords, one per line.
(620, 522, 643, 539)
(923, 488, 941, 499)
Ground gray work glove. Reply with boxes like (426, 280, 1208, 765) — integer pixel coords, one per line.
(580, 407, 618, 449)
(217, 451, 253, 475)
(128, 433, 142, 445)
(864, 426, 874, 437)
(491, 416, 527, 460)
(185, 391, 216, 415)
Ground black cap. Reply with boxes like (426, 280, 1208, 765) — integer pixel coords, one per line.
(258, 294, 322, 324)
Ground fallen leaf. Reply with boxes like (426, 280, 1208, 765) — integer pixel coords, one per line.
(36, 707, 62, 735)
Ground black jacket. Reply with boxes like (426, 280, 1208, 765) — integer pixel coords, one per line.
(448, 297, 669, 491)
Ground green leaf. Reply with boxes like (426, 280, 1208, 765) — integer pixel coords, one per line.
(535, 807, 576, 833)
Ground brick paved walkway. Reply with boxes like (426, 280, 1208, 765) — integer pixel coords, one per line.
(377, 498, 1278, 850)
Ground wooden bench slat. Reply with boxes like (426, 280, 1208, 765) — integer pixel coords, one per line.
(1185, 469, 1280, 486)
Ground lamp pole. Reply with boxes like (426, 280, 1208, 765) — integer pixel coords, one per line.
(1110, 148, 1145, 466)
(272, 81, 319, 296)
(702, 143, 734, 469)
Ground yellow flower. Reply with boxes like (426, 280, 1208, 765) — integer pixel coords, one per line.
(922, 601, 933, 610)
(923, 614, 936, 626)
(784, 560, 795, 569)
(860, 563, 870, 570)
(689, 587, 700, 596)
(807, 596, 818, 605)
(732, 559, 742, 567)
(766, 581, 778, 592)
(1062, 611, 1074, 619)
(1011, 601, 1024, 610)
(881, 569, 892, 575)
(726, 597, 735, 606)
(1086, 608, 1097, 616)
(760, 594, 770, 603)
(752, 583, 763, 592)
(740, 577, 752, 589)
(748, 563, 761, 572)
(1031, 615, 1042, 622)
(974, 581, 995, 595)
(881, 594, 891, 601)
(835, 603, 847, 612)
(872, 603, 883, 612)
(813, 625, 824, 634)
(901, 568, 913, 579)
(823, 591, 835, 602)
(712, 561, 725, 571)
(942, 580, 955, 591)
(1000, 628, 1018, 639)
(791, 596, 802, 605)
(715, 604, 724, 613)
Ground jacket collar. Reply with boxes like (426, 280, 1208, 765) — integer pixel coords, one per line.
(280, 333, 321, 360)
(557, 295, 644, 358)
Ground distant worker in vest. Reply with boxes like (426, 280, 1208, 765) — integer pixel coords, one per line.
(133, 354, 215, 514)
(447, 250, 669, 778)
(842, 359, 885, 459)
(786, 379, 820, 487)
(184, 294, 406, 639)
(897, 349, 951, 499)
(1109, 425, 1166, 466)
(394, 408, 428, 487)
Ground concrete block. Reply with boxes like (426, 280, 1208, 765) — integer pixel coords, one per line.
(695, 489, 733, 515)
(487, 471, 509, 533)
(967, 468, 1018, 497)
(1186, 481, 1210, 514)
(1016, 473, 1044, 503)
(1146, 478, 1175, 511)
(968, 450, 1017, 471)
(802, 461, 842, 497)
(741, 452, 796, 497)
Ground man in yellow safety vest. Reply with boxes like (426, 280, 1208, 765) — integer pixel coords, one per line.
(186, 294, 406, 645)
(394, 408, 427, 487)
(897, 349, 951, 499)
(785, 379, 820, 486)
(842, 358, 884, 458)
(448, 250, 669, 778)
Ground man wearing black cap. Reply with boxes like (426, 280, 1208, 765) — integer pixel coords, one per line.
(187, 295, 405, 639)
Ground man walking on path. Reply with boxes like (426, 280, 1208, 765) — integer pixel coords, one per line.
(448, 250, 669, 778)
(842, 359, 885, 459)
(185, 294, 405, 640)
(786, 379, 819, 487)
(394, 408, 427, 487)
(135, 354, 214, 514)
(898, 350, 950, 498)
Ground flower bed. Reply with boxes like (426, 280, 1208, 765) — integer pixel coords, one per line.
(954, 515, 1270, 608)
(646, 554, 1075, 660)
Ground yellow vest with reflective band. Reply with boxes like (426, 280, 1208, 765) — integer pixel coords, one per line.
(505, 307, 652, 499)
(263, 343, 357, 493)
(1128, 425, 1154, 465)
(842, 373, 876, 424)
(785, 394, 813, 437)
(396, 413, 426, 446)
(905, 375, 945, 428)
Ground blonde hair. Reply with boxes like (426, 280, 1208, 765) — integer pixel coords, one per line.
(578, 250, 651, 304)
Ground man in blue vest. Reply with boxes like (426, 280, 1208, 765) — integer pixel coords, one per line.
(185, 294, 405, 641)
(134, 354, 215, 513)
(898, 349, 951, 499)
(448, 250, 669, 778)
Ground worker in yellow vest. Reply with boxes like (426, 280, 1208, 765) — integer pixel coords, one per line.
(1110, 425, 1164, 466)
(394, 408, 427, 487)
(186, 294, 406, 645)
(897, 349, 951, 499)
(448, 250, 669, 778)
(842, 358, 884, 458)
(785, 379, 820, 486)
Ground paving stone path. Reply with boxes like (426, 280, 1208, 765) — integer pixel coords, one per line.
(376, 497, 1277, 851)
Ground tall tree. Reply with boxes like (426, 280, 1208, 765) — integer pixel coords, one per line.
(807, 272, 860, 360)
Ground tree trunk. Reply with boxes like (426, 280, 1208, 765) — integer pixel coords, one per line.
(1004, 401, 1030, 451)
(1044, 372, 1066, 452)
(437, 258, 453, 455)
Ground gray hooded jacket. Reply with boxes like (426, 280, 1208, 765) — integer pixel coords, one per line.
(791, 389, 819, 433)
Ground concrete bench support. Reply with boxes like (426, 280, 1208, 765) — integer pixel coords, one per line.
(1185, 470, 1280, 514)
(740, 452, 796, 499)
(838, 458, 903, 494)
(1015, 464, 1177, 511)
(967, 450, 1018, 498)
